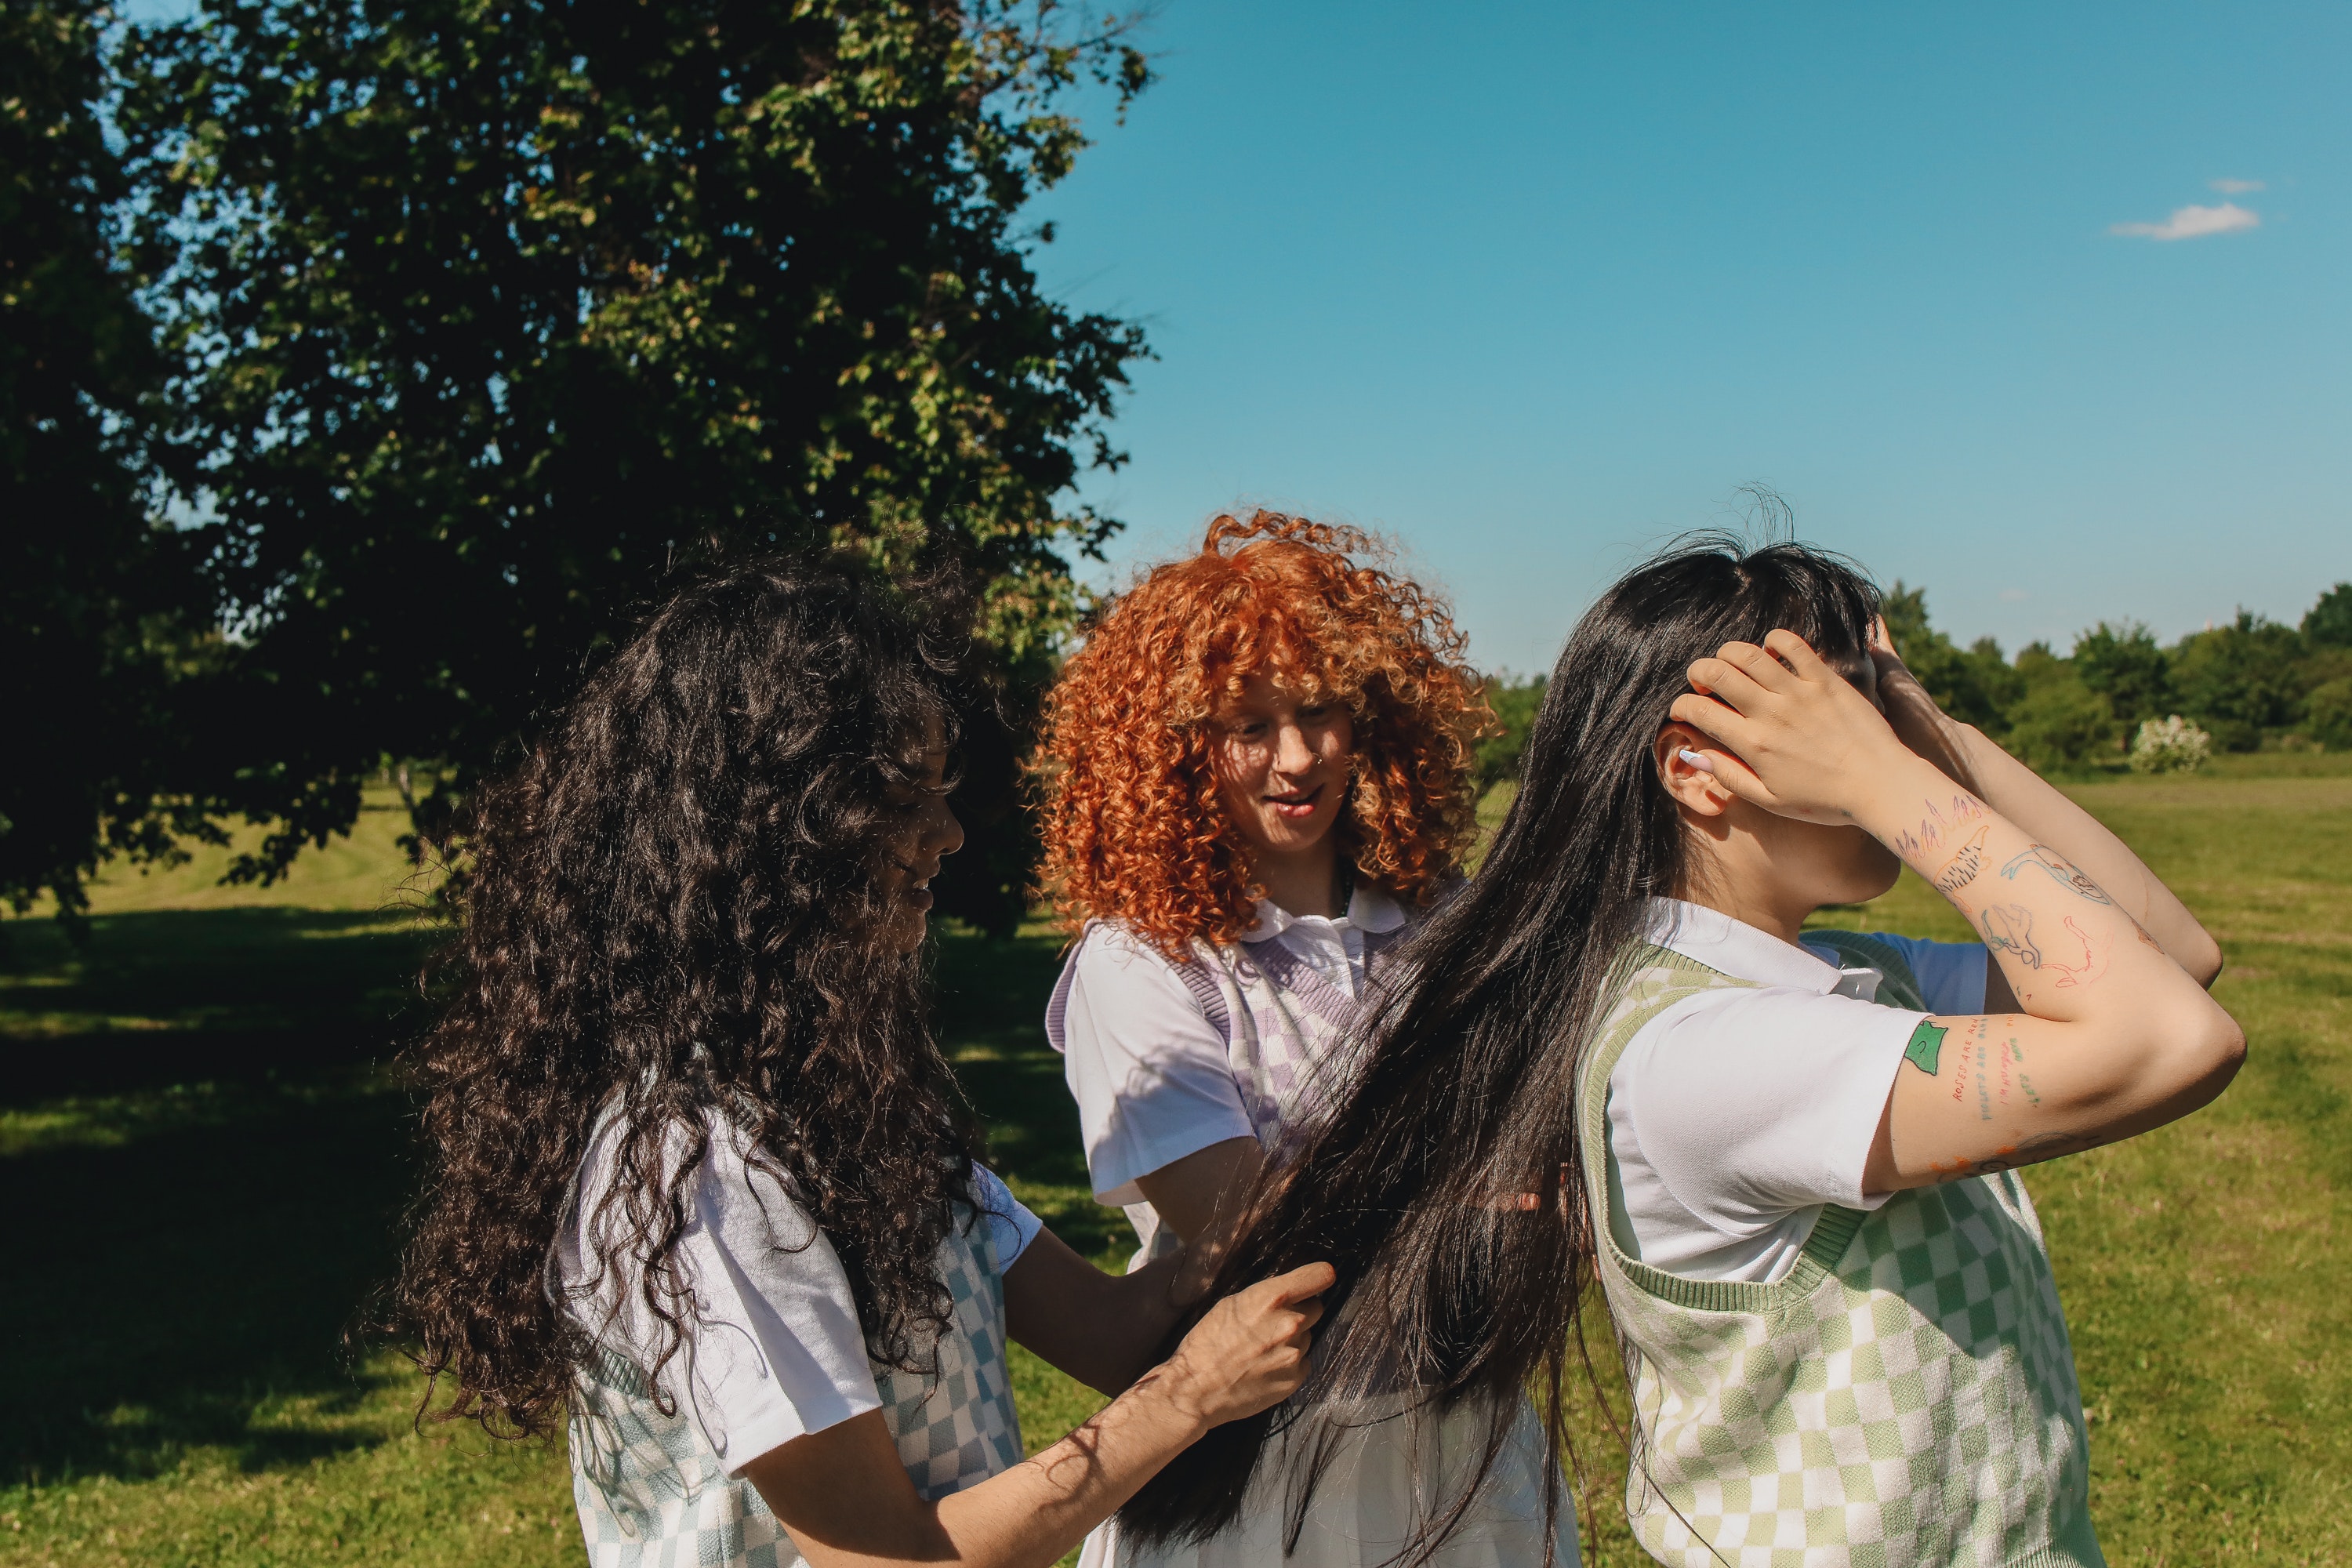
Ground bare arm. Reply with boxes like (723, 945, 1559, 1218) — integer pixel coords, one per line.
(1000, 1227, 1188, 1398)
(1132, 1135, 1265, 1259)
(740, 1261, 1334, 1568)
(1004, 1139, 1265, 1399)
(1673, 633, 2244, 1195)
(1866, 619, 2223, 989)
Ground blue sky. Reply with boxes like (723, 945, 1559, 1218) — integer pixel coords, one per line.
(1029, 0, 2351, 673)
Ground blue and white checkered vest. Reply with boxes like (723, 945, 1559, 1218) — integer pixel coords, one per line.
(568, 1207, 1025, 1567)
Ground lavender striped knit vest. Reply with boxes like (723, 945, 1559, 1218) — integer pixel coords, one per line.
(1047, 911, 1415, 1265)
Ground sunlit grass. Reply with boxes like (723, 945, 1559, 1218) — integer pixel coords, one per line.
(3, 766, 2346, 1564)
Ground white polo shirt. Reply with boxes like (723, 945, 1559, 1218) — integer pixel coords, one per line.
(1056, 884, 1409, 1207)
(1608, 898, 1988, 1284)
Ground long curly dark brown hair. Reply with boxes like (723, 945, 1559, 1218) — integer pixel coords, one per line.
(394, 554, 983, 1438)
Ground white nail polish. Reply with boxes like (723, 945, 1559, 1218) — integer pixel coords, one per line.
(1677, 748, 1715, 774)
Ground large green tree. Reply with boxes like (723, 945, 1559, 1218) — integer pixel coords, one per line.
(2171, 612, 2303, 753)
(1881, 582, 2017, 733)
(2072, 620, 2171, 730)
(114, 0, 1149, 924)
(2, 0, 219, 923)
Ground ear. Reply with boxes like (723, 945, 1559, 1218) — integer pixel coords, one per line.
(1654, 722, 1734, 818)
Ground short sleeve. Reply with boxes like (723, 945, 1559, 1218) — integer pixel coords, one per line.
(1866, 932, 1991, 1016)
(684, 1129, 884, 1471)
(1623, 986, 1921, 1231)
(1051, 925, 1254, 1205)
(562, 1113, 883, 1476)
(969, 1163, 1043, 1269)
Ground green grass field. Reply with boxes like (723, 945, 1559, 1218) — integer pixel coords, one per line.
(4, 761, 2347, 1566)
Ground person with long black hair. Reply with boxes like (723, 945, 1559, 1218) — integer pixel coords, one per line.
(1033, 513, 1573, 1568)
(1123, 537, 2241, 1566)
(394, 555, 1332, 1568)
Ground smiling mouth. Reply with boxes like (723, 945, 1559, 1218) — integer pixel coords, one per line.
(1265, 784, 1323, 821)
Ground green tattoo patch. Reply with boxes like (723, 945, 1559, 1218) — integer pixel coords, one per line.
(1904, 1020, 1947, 1076)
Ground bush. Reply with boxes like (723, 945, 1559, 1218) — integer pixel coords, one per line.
(2129, 716, 2213, 775)
(2006, 680, 2116, 774)
(2307, 679, 2352, 752)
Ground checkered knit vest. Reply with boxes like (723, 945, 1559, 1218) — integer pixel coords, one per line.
(1576, 935, 2104, 1568)
(568, 1208, 1025, 1568)
(1069, 919, 1412, 1267)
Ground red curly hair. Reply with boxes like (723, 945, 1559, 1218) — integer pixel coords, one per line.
(1034, 511, 1492, 955)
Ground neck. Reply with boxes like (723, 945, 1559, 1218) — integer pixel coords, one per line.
(1673, 851, 1813, 946)
(1252, 834, 1345, 920)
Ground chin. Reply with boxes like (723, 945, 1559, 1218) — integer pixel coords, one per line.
(1846, 849, 1904, 905)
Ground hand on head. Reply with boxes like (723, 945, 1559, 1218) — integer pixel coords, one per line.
(1667, 630, 1913, 827)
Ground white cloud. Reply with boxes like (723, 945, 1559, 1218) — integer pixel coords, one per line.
(2109, 201, 2260, 241)
(2209, 178, 2266, 194)
(1999, 588, 2031, 603)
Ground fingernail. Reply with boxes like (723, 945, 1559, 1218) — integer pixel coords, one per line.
(1677, 748, 1715, 774)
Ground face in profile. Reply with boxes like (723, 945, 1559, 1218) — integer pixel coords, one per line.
(1207, 673, 1356, 863)
(877, 717, 964, 953)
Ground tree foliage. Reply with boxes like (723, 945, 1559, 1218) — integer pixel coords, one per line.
(1473, 673, 1545, 791)
(2303, 583, 2352, 651)
(2071, 620, 2172, 730)
(111, 0, 1150, 913)
(0, 0, 219, 922)
(2169, 612, 2303, 753)
(1881, 582, 2014, 731)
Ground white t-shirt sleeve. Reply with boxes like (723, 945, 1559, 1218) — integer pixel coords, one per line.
(969, 1163, 1043, 1269)
(681, 1127, 884, 1471)
(1052, 927, 1254, 1206)
(1622, 986, 1922, 1230)
(1865, 932, 1991, 1016)
(567, 1116, 882, 1475)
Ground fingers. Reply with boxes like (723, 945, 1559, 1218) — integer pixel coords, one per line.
(1686, 649, 1776, 711)
(1760, 629, 1837, 684)
(1265, 1261, 1337, 1305)
(1667, 691, 1751, 750)
(1867, 615, 1898, 658)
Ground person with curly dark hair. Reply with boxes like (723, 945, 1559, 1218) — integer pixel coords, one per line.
(1031, 514, 1577, 1568)
(394, 554, 1334, 1568)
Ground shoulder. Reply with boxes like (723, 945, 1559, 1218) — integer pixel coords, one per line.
(1058, 920, 1215, 1010)
(1049, 920, 1227, 1057)
(1069, 917, 1200, 977)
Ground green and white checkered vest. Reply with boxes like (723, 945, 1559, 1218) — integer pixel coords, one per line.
(1576, 933, 2103, 1568)
(568, 1209, 1025, 1568)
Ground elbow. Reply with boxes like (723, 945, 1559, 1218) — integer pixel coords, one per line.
(2169, 1008, 2246, 1112)
(2183, 930, 2226, 991)
(2205, 1014, 2248, 1090)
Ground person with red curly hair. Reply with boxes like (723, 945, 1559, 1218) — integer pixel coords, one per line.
(1036, 513, 1579, 1568)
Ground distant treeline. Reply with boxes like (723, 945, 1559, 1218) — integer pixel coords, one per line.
(1476, 579, 2352, 787)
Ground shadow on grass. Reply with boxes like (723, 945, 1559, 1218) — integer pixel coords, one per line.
(1, 907, 1100, 1487)
(1, 1079, 420, 1486)
(2, 907, 443, 1101)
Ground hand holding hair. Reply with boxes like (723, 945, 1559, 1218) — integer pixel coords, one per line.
(1149, 1261, 1334, 1432)
(1668, 630, 1915, 826)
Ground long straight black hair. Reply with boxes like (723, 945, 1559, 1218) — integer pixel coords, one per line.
(1119, 535, 1882, 1561)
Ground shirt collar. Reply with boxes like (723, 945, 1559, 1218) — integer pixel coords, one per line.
(1641, 897, 1846, 993)
(1243, 880, 1410, 943)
